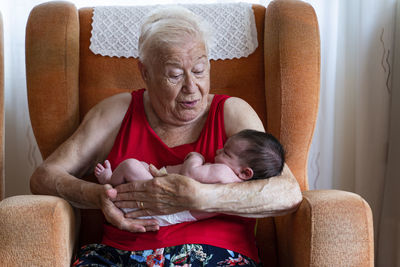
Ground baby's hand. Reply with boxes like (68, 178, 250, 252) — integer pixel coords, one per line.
(149, 164, 168, 177)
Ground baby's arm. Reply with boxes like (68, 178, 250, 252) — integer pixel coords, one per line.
(181, 156, 232, 223)
(180, 152, 205, 174)
(180, 152, 242, 184)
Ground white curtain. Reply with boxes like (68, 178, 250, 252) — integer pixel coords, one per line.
(1, 0, 399, 266)
(377, 1, 400, 265)
(307, 0, 400, 266)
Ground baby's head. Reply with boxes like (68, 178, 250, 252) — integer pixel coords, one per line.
(235, 129, 285, 179)
(215, 129, 285, 180)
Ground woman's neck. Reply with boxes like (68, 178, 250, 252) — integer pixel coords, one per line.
(143, 93, 213, 147)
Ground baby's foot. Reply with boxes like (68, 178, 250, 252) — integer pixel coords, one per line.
(95, 160, 113, 184)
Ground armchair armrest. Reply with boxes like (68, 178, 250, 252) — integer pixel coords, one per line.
(274, 190, 374, 267)
(0, 195, 76, 266)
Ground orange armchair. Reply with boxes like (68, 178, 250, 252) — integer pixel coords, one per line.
(0, 1, 374, 266)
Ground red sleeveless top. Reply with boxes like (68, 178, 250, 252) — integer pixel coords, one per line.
(102, 89, 259, 261)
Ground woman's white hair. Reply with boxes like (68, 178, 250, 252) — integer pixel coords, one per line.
(138, 6, 213, 64)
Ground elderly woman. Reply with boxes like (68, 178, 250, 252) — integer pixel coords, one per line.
(30, 6, 301, 266)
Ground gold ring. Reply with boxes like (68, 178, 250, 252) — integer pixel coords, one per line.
(140, 201, 144, 209)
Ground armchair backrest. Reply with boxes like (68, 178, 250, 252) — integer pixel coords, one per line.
(26, 1, 320, 265)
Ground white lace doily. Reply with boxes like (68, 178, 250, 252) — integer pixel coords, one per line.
(90, 3, 258, 60)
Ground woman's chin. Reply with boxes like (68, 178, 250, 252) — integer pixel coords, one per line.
(177, 115, 199, 124)
(173, 112, 202, 125)
(173, 107, 206, 123)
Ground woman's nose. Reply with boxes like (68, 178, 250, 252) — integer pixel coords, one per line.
(182, 73, 196, 92)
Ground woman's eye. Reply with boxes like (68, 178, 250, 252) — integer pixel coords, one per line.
(193, 70, 204, 76)
(193, 63, 205, 75)
(169, 73, 182, 79)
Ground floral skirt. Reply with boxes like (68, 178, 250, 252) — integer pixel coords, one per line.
(73, 243, 261, 267)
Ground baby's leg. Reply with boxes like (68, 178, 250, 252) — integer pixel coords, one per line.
(110, 158, 153, 186)
(95, 160, 113, 185)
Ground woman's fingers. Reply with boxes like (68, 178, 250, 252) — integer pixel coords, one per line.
(114, 191, 153, 201)
(114, 216, 159, 233)
(106, 203, 160, 232)
(114, 175, 201, 214)
(115, 180, 147, 193)
(105, 206, 160, 232)
(121, 202, 177, 219)
(124, 209, 154, 218)
(144, 224, 160, 232)
(115, 199, 179, 214)
(106, 187, 117, 199)
(122, 218, 160, 232)
(100, 185, 159, 232)
(114, 178, 168, 201)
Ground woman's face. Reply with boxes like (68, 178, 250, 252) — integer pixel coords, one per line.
(142, 39, 211, 126)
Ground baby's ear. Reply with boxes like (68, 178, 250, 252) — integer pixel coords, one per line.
(239, 167, 253, 180)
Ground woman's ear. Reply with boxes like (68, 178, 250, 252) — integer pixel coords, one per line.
(138, 61, 149, 82)
(239, 167, 253, 180)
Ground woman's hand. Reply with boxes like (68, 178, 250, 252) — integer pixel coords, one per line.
(113, 170, 201, 219)
(99, 184, 160, 232)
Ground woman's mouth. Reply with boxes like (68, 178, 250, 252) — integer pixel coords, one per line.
(179, 100, 199, 108)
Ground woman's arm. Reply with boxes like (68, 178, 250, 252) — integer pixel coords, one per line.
(194, 164, 301, 217)
(30, 93, 159, 232)
(209, 97, 302, 216)
(116, 97, 302, 218)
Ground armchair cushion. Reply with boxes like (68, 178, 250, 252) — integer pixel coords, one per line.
(0, 195, 76, 266)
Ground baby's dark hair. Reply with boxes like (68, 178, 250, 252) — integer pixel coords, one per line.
(234, 129, 285, 180)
